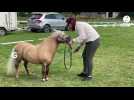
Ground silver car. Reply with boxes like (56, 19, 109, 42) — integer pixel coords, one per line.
(27, 12, 67, 32)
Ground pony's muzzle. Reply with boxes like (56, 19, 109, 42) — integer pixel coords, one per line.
(65, 36, 73, 49)
(68, 41, 72, 49)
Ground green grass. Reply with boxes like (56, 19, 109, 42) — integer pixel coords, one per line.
(0, 27, 134, 87)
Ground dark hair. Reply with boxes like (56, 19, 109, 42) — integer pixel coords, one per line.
(66, 16, 76, 31)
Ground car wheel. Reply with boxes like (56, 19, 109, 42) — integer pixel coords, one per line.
(43, 25, 51, 33)
(31, 28, 38, 32)
(0, 28, 6, 36)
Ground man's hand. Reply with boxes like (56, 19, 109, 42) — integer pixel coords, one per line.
(73, 46, 81, 53)
(73, 42, 85, 53)
(72, 38, 76, 43)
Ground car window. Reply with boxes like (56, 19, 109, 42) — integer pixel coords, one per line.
(45, 14, 56, 19)
(55, 14, 65, 20)
(30, 14, 42, 19)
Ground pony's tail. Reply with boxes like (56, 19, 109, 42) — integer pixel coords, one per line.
(6, 48, 17, 76)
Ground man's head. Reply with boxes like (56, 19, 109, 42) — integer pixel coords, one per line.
(66, 16, 76, 31)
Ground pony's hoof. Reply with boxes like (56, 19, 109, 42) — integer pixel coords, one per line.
(45, 78, 48, 81)
(41, 78, 46, 82)
(41, 78, 48, 82)
(16, 76, 19, 79)
(27, 74, 31, 76)
(15, 77, 19, 81)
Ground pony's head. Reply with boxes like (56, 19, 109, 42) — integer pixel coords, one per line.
(51, 30, 72, 49)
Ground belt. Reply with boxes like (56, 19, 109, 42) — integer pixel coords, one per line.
(86, 38, 100, 44)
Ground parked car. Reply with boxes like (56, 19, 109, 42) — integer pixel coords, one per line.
(27, 12, 67, 32)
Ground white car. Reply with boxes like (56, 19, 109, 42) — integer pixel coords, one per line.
(27, 12, 67, 32)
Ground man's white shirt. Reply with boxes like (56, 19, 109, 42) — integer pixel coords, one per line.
(74, 21, 100, 43)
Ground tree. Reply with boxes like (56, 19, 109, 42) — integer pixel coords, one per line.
(17, 12, 32, 17)
(73, 12, 80, 16)
(119, 12, 134, 17)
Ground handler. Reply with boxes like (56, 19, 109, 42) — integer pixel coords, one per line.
(67, 17, 100, 81)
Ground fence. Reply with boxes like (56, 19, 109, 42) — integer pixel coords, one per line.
(17, 20, 27, 30)
(88, 21, 134, 27)
(17, 20, 134, 31)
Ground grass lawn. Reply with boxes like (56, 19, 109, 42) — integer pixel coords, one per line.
(0, 27, 134, 87)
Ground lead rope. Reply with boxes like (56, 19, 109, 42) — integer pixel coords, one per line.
(64, 44, 72, 71)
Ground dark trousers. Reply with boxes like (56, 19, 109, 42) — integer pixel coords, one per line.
(82, 38, 100, 76)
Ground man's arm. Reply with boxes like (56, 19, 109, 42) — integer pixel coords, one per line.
(73, 24, 87, 52)
(73, 39, 85, 53)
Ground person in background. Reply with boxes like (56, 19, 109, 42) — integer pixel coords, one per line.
(67, 17, 100, 81)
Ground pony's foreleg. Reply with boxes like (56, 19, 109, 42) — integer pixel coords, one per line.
(41, 63, 49, 82)
(24, 60, 30, 76)
(41, 63, 46, 81)
(46, 64, 50, 81)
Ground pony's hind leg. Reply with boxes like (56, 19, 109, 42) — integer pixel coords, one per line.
(24, 60, 30, 76)
(15, 60, 21, 79)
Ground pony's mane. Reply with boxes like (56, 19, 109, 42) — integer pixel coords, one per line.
(50, 30, 65, 38)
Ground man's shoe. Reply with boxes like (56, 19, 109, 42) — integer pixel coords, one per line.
(82, 76, 92, 81)
(77, 73, 86, 77)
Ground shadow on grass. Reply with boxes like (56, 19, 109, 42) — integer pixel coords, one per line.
(4, 72, 41, 82)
